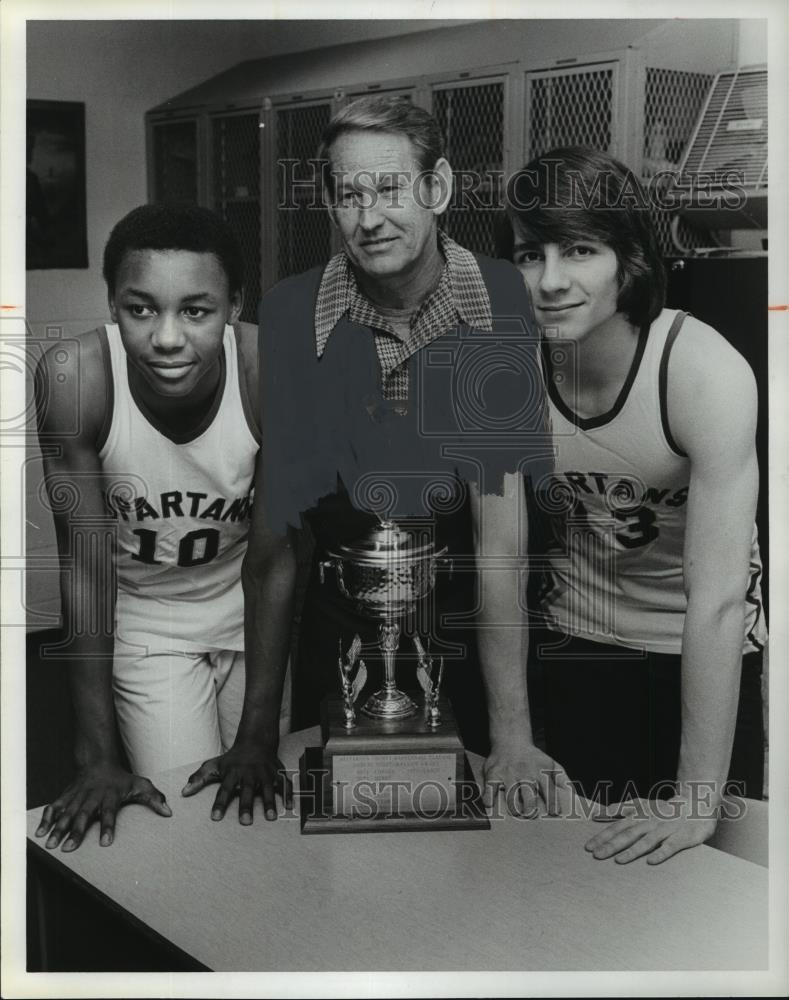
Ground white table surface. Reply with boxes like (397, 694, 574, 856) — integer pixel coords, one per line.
(26, 727, 768, 972)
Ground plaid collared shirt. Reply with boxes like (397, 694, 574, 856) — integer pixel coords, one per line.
(314, 231, 493, 401)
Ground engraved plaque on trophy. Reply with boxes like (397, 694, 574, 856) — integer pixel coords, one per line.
(299, 521, 489, 833)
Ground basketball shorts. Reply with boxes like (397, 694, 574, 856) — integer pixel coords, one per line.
(112, 628, 291, 776)
(528, 626, 764, 803)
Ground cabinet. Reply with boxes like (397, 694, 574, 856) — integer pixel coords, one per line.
(261, 96, 336, 286)
(147, 39, 728, 300)
(210, 111, 262, 323)
(147, 110, 261, 322)
(150, 117, 200, 204)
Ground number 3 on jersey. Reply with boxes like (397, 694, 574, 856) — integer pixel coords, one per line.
(611, 505, 659, 549)
(566, 499, 659, 550)
(131, 527, 220, 567)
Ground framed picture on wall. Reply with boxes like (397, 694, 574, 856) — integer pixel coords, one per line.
(26, 99, 88, 270)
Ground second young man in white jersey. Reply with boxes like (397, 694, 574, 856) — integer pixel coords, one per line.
(497, 147, 766, 864)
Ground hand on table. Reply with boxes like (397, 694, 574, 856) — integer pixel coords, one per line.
(34, 762, 172, 852)
(585, 795, 718, 865)
(182, 740, 293, 824)
(483, 735, 577, 818)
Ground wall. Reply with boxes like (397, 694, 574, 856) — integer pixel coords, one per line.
(737, 19, 767, 66)
(26, 20, 261, 336)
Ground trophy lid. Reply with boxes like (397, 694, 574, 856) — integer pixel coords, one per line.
(329, 520, 443, 566)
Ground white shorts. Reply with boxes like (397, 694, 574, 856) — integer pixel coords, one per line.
(112, 630, 291, 776)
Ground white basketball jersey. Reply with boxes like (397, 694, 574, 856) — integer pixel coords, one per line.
(98, 323, 259, 651)
(537, 309, 766, 654)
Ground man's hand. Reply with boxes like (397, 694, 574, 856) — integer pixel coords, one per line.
(182, 740, 293, 824)
(483, 735, 577, 818)
(34, 763, 172, 852)
(584, 795, 718, 865)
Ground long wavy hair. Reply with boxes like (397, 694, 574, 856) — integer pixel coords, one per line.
(496, 146, 666, 327)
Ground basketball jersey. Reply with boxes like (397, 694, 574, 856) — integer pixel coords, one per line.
(536, 309, 766, 654)
(98, 323, 259, 651)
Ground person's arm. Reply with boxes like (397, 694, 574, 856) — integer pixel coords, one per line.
(181, 461, 298, 822)
(586, 321, 759, 864)
(471, 473, 575, 817)
(182, 322, 299, 823)
(33, 335, 171, 852)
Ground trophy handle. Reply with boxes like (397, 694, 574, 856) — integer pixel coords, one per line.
(319, 558, 351, 600)
(337, 634, 367, 730)
(429, 657, 445, 727)
(438, 556, 453, 582)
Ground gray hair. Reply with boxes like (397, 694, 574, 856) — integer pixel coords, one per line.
(317, 96, 445, 194)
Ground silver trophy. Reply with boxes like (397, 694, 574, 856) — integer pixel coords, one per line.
(302, 519, 489, 832)
(319, 520, 449, 724)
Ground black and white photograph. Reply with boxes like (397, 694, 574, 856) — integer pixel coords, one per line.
(1, 1, 788, 997)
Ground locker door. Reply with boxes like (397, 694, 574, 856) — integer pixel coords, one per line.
(525, 62, 619, 160)
(643, 68, 715, 255)
(210, 111, 261, 324)
(265, 99, 334, 287)
(430, 76, 507, 257)
(150, 117, 200, 205)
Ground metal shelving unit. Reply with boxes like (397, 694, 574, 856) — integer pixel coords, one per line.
(146, 33, 740, 292)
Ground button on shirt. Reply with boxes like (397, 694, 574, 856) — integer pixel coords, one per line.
(314, 231, 493, 400)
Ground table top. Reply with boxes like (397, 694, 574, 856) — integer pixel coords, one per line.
(26, 727, 768, 973)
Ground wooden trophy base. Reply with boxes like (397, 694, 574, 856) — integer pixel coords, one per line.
(299, 696, 490, 834)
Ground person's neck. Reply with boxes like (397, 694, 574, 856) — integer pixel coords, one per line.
(129, 359, 222, 434)
(560, 314, 640, 390)
(549, 313, 642, 418)
(354, 240, 444, 312)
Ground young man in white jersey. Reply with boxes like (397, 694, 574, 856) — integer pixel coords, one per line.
(496, 147, 766, 864)
(33, 204, 276, 852)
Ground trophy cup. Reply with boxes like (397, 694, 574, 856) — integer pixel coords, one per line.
(299, 520, 489, 833)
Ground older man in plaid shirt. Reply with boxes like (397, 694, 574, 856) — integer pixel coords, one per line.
(185, 96, 556, 826)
